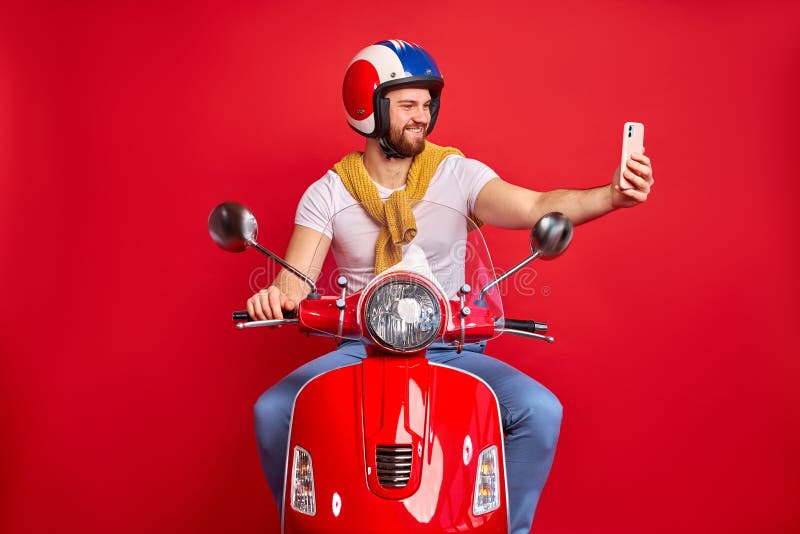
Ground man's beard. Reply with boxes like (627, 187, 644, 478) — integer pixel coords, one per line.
(387, 122, 427, 158)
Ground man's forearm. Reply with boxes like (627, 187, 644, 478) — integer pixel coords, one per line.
(272, 268, 312, 303)
(534, 185, 616, 226)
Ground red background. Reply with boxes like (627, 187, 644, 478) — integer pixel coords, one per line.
(2, 2, 799, 533)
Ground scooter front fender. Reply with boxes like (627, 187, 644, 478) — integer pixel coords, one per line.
(282, 357, 508, 534)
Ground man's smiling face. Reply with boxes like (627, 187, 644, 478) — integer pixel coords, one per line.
(385, 87, 431, 157)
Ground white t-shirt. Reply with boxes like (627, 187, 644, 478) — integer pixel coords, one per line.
(295, 154, 497, 293)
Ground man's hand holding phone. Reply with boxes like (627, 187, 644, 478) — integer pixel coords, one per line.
(612, 122, 654, 208)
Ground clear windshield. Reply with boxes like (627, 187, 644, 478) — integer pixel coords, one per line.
(306, 199, 504, 343)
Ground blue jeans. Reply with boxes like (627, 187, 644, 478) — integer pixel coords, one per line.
(254, 341, 562, 534)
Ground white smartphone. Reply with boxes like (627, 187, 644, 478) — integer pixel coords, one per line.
(619, 122, 644, 190)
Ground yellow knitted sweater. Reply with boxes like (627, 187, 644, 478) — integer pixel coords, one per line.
(333, 141, 479, 274)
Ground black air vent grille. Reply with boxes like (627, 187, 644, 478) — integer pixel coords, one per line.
(376, 445, 413, 488)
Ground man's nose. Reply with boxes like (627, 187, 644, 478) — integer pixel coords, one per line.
(411, 106, 429, 123)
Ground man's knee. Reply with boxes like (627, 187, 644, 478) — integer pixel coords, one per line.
(516, 381, 563, 450)
(253, 387, 291, 447)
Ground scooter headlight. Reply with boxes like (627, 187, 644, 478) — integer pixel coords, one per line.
(473, 445, 500, 515)
(290, 446, 316, 516)
(364, 279, 442, 352)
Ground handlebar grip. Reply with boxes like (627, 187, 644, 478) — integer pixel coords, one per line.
(232, 310, 252, 321)
(503, 318, 548, 333)
(232, 309, 297, 321)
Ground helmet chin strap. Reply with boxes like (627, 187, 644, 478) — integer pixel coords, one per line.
(379, 136, 408, 160)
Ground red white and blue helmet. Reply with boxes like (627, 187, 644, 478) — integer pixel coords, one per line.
(342, 40, 443, 138)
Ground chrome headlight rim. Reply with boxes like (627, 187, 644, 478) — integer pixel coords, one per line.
(360, 273, 446, 353)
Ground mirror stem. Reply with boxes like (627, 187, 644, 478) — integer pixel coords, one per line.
(479, 250, 540, 301)
(249, 240, 320, 298)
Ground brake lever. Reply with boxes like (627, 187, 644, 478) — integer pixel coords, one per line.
(497, 328, 554, 344)
(235, 318, 299, 330)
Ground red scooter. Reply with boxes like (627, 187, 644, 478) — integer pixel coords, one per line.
(208, 200, 573, 533)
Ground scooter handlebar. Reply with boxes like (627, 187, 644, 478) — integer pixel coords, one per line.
(232, 309, 298, 321)
(496, 318, 554, 343)
(503, 318, 548, 333)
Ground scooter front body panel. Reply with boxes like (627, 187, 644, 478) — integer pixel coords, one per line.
(282, 357, 508, 534)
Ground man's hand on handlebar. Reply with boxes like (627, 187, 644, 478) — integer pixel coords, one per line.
(247, 286, 297, 320)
